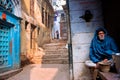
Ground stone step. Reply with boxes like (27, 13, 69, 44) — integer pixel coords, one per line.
(32, 59, 69, 64)
(44, 49, 68, 52)
(42, 54, 68, 59)
(44, 51, 68, 55)
(43, 47, 67, 51)
(34, 54, 68, 59)
(43, 44, 66, 49)
(40, 41, 69, 64)
(50, 39, 67, 43)
(41, 58, 69, 64)
(43, 45, 66, 49)
(43, 43, 66, 46)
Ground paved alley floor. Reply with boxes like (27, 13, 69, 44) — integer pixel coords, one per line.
(7, 64, 70, 80)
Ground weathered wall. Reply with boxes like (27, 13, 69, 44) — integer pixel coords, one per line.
(68, 0, 104, 79)
(60, 9, 68, 40)
(21, 0, 54, 65)
(21, 0, 30, 14)
(34, 0, 51, 46)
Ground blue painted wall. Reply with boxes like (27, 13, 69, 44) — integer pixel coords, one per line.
(68, 0, 104, 80)
(0, 7, 21, 72)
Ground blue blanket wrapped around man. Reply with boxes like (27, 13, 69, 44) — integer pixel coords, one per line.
(89, 27, 119, 63)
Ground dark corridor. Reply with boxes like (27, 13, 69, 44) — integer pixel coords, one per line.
(101, 0, 120, 50)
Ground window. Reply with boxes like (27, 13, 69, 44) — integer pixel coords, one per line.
(61, 13, 65, 17)
(45, 11, 47, 27)
(25, 21, 29, 29)
(42, 7, 44, 24)
(48, 15, 51, 28)
(53, 2, 56, 6)
(37, 27, 40, 35)
(0, 0, 14, 13)
(61, 13, 65, 20)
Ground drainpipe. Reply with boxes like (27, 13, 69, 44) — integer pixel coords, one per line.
(66, 0, 74, 80)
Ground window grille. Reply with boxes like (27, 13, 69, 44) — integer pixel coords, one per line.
(0, 0, 14, 13)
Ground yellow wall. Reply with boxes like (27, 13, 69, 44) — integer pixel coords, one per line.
(21, 0, 30, 14)
(21, 0, 54, 65)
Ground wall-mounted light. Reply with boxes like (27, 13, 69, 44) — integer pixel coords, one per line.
(79, 10, 93, 22)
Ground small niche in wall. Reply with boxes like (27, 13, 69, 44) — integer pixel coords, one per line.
(79, 10, 93, 22)
(25, 21, 29, 29)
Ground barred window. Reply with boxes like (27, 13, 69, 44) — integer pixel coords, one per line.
(0, 0, 14, 13)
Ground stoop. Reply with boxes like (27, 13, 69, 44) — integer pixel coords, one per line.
(0, 68, 23, 80)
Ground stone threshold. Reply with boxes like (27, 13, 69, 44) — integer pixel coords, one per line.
(0, 68, 23, 80)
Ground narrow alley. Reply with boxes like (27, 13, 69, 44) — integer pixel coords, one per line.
(7, 39, 69, 80)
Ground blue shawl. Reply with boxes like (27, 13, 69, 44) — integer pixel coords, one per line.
(89, 27, 119, 63)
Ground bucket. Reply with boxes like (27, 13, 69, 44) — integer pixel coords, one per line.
(98, 62, 111, 72)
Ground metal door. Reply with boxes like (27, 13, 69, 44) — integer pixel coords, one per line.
(0, 25, 12, 69)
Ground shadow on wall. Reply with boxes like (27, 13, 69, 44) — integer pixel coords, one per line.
(20, 53, 34, 67)
(37, 31, 51, 47)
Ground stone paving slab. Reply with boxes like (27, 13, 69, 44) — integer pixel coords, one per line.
(7, 64, 70, 80)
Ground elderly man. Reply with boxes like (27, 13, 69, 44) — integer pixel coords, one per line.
(89, 27, 119, 67)
(86, 27, 119, 80)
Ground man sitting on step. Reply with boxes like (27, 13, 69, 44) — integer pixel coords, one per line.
(85, 27, 119, 80)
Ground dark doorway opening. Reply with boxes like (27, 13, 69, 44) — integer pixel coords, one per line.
(101, 0, 120, 50)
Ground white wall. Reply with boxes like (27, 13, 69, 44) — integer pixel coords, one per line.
(52, 0, 66, 39)
(69, 0, 104, 80)
(52, 0, 66, 10)
(12, 0, 22, 17)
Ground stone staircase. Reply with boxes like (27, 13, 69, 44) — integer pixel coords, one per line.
(41, 40, 69, 64)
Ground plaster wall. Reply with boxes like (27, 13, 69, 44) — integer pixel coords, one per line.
(21, 0, 54, 65)
(21, 0, 30, 14)
(68, 0, 104, 79)
(13, 0, 22, 17)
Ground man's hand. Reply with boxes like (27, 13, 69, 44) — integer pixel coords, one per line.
(103, 59, 108, 62)
(96, 59, 108, 69)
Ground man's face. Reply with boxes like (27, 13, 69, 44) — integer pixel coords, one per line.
(98, 31, 105, 40)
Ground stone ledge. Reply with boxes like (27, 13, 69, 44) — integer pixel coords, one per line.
(0, 68, 23, 79)
(98, 71, 120, 80)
